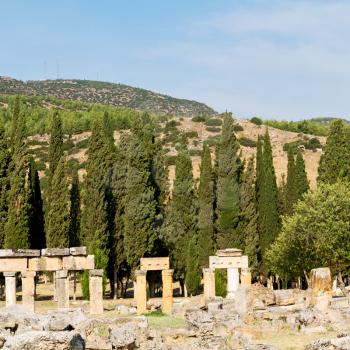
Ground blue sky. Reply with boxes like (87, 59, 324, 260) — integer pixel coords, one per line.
(1, 0, 350, 120)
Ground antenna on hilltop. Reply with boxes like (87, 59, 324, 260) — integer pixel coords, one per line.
(56, 60, 60, 79)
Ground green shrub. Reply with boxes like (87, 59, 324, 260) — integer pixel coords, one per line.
(206, 126, 221, 133)
(192, 116, 207, 123)
(165, 120, 180, 128)
(185, 131, 198, 139)
(250, 117, 263, 126)
(203, 135, 220, 147)
(189, 149, 202, 157)
(283, 137, 322, 153)
(205, 118, 222, 127)
(75, 137, 90, 148)
(165, 155, 177, 166)
(233, 124, 244, 132)
(239, 137, 257, 148)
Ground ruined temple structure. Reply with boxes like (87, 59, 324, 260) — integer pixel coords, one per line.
(203, 248, 251, 302)
(135, 257, 173, 315)
(0, 247, 103, 314)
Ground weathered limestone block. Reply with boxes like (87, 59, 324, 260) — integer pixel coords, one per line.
(203, 268, 215, 301)
(0, 258, 28, 272)
(21, 271, 36, 312)
(241, 268, 252, 287)
(89, 269, 103, 314)
(274, 289, 295, 306)
(140, 257, 169, 271)
(313, 293, 331, 311)
(209, 255, 249, 269)
(216, 248, 242, 257)
(162, 269, 173, 313)
(4, 272, 16, 307)
(0, 249, 40, 257)
(55, 270, 69, 309)
(28, 257, 63, 271)
(310, 267, 332, 294)
(135, 270, 147, 315)
(41, 248, 70, 257)
(62, 255, 94, 270)
(227, 267, 240, 299)
(69, 246, 87, 256)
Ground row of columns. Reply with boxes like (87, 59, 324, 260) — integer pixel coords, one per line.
(135, 269, 174, 315)
(3, 269, 103, 314)
(203, 267, 252, 300)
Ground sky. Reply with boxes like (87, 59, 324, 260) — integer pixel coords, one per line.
(1, 0, 350, 120)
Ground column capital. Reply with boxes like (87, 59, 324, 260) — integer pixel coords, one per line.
(56, 270, 68, 279)
(135, 270, 147, 277)
(22, 271, 36, 278)
(89, 269, 103, 277)
(203, 268, 214, 274)
(3, 272, 16, 277)
(161, 269, 174, 277)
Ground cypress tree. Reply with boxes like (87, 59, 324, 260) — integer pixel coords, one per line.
(259, 129, 280, 261)
(0, 127, 10, 247)
(216, 113, 242, 249)
(46, 156, 70, 248)
(81, 119, 110, 273)
(294, 150, 309, 200)
(285, 149, 297, 215)
(28, 159, 45, 249)
(240, 156, 259, 273)
(318, 119, 350, 184)
(165, 145, 198, 292)
(48, 111, 63, 181)
(124, 118, 157, 270)
(185, 235, 201, 296)
(5, 100, 31, 249)
(277, 174, 287, 215)
(197, 145, 215, 267)
(69, 167, 81, 247)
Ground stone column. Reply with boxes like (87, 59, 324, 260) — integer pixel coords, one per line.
(227, 267, 239, 299)
(162, 269, 173, 314)
(55, 270, 69, 309)
(241, 268, 252, 287)
(89, 269, 103, 314)
(22, 271, 36, 312)
(4, 272, 16, 307)
(203, 268, 215, 301)
(135, 270, 147, 315)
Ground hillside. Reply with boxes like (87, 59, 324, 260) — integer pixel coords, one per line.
(0, 76, 216, 117)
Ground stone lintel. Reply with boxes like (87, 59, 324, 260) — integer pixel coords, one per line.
(140, 257, 169, 271)
(69, 247, 87, 256)
(209, 255, 248, 269)
(216, 248, 242, 257)
(89, 269, 103, 277)
(41, 248, 70, 257)
(56, 270, 68, 279)
(0, 259, 28, 272)
(62, 255, 94, 271)
(0, 249, 40, 258)
(28, 257, 63, 271)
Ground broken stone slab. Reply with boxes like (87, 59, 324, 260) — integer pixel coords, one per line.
(62, 255, 94, 270)
(69, 247, 87, 256)
(331, 297, 349, 309)
(41, 248, 70, 257)
(274, 290, 295, 306)
(0, 249, 40, 258)
(216, 248, 242, 257)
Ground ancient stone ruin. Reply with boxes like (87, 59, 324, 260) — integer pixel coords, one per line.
(0, 247, 103, 314)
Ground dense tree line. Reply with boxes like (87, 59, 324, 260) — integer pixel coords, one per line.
(0, 98, 318, 296)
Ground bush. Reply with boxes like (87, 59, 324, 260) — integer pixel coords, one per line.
(206, 126, 221, 133)
(165, 120, 180, 128)
(205, 118, 222, 127)
(233, 124, 244, 132)
(189, 149, 202, 157)
(250, 117, 263, 126)
(185, 131, 198, 139)
(192, 116, 207, 123)
(239, 137, 257, 148)
(283, 137, 322, 153)
(75, 137, 90, 148)
(165, 155, 177, 166)
(203, 135, 220, 147)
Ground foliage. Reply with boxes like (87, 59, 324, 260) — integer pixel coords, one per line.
(283, 137, 322, 153)
(264, 119, 328, 136)
(192, 116, 207, 123)
(206, 126, 221, 133)
(250, 117, 263, 126)
(238, 137, 257, 148)
(69, 167, 81, 246)
(205, 118, 222, 127)
(233, 124, 244, 132)
(185, 235, 201, 296)
(215, 269, 227, 297)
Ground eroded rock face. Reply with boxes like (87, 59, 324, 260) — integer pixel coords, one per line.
(306, 335, 350, 350)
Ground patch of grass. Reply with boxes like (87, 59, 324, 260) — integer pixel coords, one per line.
(146, 311, 186, 329)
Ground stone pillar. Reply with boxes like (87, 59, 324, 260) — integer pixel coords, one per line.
(22, 271, 36, 312)
(203, 268, 215, 301)
(241, 268, 252, 287)
(55, 270, 69, 309)
(227, 267, 239, 299)
(135, 270, 147, 315)
(89, 269, 103, 314)
(4, 272, 16, 307)
(162, 269, 173, 313)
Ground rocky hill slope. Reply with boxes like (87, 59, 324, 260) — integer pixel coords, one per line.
(0, 76, 216, 117)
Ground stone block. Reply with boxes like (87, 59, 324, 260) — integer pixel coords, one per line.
(216, 248, 242, 257)
(90, 269, 103, 277)
(0, 249, 40, 257)
(274, 289, 295, 306)
(209, 255, 248, 269)
(56, 270, 69, 309)
(4, 272, 16, 307)
(28, 257, 63, 271)
(56, 270, 68, 279)
(310, 267, 332, 294)
(62, 255, 94, 270)
(69, 247, 87, 256)
(89, 269, 103, 314)
(140, 257, 169, 271)
(331, 296, 349, 309)
(0, 258, 28, 272)
(162, 269, 173, 313)
(41, 248, 70, 257)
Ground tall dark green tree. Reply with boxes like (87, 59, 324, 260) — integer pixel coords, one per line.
(69, 167, 81, 247)
(294, 150, 309, 200)
(185, 235, 201, 296)
(258, 129, 280, 263)
(123, 117, 157, 270)
(48, 111, 63, 181)
(197, 145, 215, 267)
(216, 113, 242, 249)
(165, 145, 198, 293)
(46, 156, 70, 248)
(239, 156, 259, 273)
(81, 119, 110, 273)
(28, 159, 45, 249)
(285, 149, 296, 215)
(318, 119, 350, 184)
